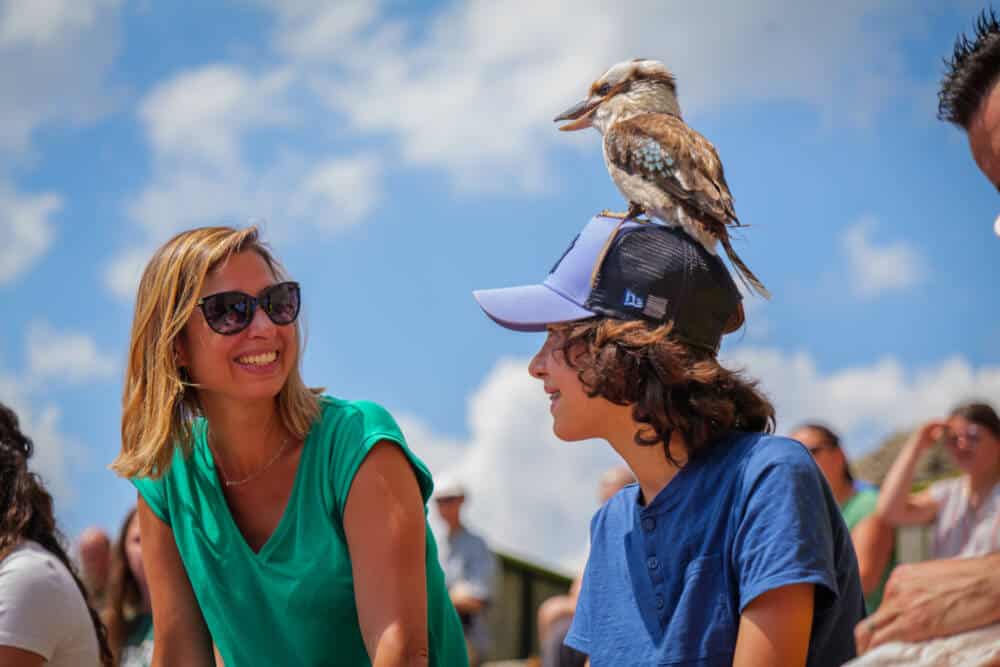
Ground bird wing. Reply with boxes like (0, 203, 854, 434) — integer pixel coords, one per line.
(604, 113, 738, 228)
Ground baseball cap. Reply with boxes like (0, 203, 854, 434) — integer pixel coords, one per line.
(472, 215, 743, 353)
(432, 475, 467, 500)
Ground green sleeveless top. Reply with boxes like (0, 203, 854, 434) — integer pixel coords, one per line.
(132, 396, 467, 666)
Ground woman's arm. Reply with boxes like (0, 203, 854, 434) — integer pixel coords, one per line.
(733, 583, 814, 667)
(874, 421, 943, 526)
(851, 514, 894, 595)
(344, 441, 430, 667)
(137, 496, 216, 667)
(0, 647, 43, 667)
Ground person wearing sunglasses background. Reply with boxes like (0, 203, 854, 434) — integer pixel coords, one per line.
(110, 226, 466, 666)
(789, 424, 895, 615)
(873, 402, 1000, 560)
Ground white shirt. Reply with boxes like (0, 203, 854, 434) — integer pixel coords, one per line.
(0, 540, 100, 666)
(930, 477, 1000, 559)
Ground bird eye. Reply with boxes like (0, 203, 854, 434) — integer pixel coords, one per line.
(596, 83, 611, 96)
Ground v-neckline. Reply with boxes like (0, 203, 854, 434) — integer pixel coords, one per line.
(197, 420, 311, 560)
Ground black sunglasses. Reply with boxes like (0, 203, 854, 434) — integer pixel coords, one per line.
(196, 281, 301, 335)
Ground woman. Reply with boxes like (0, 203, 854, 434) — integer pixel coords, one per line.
(0, 402, 112, 667)
(473, 216, 865, 666)
(103, 508, 152, 666)
(790, 424, 895, 613)
(876, 402, 1000, 558)
(110, 226, 466, 666)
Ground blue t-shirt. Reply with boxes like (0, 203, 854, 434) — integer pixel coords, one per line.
(566, 432, 864, 666)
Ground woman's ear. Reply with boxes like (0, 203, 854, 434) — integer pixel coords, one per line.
(174, 335, 189, 368)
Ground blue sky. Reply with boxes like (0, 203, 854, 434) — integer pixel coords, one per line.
(2, 0, 998, 569)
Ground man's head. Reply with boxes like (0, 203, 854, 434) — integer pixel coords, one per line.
(433, 477, 467, 531)
(940, 9, 1000, 189)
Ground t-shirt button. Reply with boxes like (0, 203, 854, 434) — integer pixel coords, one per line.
(655, 595, 665, 609)
(647, 556, 659, 570)
(642, 517, 655, 531)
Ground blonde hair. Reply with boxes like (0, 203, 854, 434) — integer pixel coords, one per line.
(112, 226, 321, 479)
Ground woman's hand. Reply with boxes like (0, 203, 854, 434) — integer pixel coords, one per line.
(907, 419, 948, 455)
(874, 420, 944, 527)
(344, 441, 430, 667)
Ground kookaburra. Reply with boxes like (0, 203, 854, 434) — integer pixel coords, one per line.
(554, 58, 769, 298)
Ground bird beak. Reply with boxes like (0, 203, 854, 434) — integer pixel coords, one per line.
(554, 97, 600, 131)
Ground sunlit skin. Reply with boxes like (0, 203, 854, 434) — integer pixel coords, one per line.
(791, 428, 854, 505)
(175, 250, 299, 485)
(942, 415, 1000, 482)
(967, 82, 1000, 191)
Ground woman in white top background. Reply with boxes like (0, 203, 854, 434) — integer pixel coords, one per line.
(0, 402, 111, 667)
(876, 401, 1000, 559)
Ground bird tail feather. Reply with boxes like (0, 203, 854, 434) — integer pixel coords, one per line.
(720, 236, 770, 299)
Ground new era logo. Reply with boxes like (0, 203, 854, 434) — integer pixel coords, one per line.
(623, 289, 645, 309)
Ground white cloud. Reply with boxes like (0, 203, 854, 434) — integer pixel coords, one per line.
(138, 65, 296, 170)
(265, 0, 922, 191)
(0, 0, 116, 47)
(25, 322, 117, 385)
(841, 217, 924, 298)
(106, 63, 384, 300)
(293, 154, 381, 230)
(400, 348, 1000, 568)
(0, 183, 59, 284)
(398, 358, 622, 572)
(0, 0, 120, 155)
(725, 346, 1000, 456)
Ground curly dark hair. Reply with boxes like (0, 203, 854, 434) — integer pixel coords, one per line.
(939, 8, 1000, 128)
(556, 318, 775, 466)
(0, 402, 112, 666)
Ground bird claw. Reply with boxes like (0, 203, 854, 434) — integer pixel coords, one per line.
(599, 204, 650, 223)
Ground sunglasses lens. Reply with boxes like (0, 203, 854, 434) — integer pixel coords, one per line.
(203, 292, 253, 334)
(265, 283, 300, 325)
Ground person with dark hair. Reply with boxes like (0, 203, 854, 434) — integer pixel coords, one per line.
(874, 402, 1000, 559)
(474, 215, 864, 666)
(939, 9, 1000, 193)
(0, 402, 112, 667)
(790, 424, 895, 613)
(103, 507, 153, 666)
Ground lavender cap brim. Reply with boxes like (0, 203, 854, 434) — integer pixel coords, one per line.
(472, 283, 595, 332)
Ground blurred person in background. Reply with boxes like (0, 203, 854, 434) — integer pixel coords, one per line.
(874, 402, 1000, 560)
(855, 9, 1000, 653)
(103, 507, 152, 666)
(0, 402, 112, 666)
(433, 477, 496, 667)
(537, 466, 635, 667)
(78, 527, 112, 611)
(791, 424, 895, 613)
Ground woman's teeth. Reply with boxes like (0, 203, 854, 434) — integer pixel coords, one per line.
(236, 351, 277, 366)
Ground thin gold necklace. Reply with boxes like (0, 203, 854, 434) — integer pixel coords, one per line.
(211, 432, 292, 488)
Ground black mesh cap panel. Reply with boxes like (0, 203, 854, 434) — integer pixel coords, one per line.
(585, 224, 742, 352)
